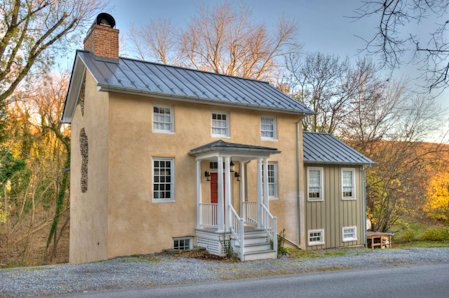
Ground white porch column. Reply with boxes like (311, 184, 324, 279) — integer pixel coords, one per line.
(239, 161, 245, 219)
(257, 158, 263, 228)
(263, 158, 269, 209)
(196, 159, 202, 229)
(217, 156, 224, 232)
(225, 157, 232, 232)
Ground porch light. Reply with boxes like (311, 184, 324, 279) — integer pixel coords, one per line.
(234, 172, 240, 181)
(204, 171, 211, 181)
(230, 161, 235, 172)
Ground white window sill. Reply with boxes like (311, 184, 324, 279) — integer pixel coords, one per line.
(261, 137, 278, 142)
(342, 197, 357, 201)
(342, 238, 357, 242)
(308, 241, 325, 246)
(307, 198, 324, 202)
(269, 196, 279, 201)
(153, 130, 175, 134)
(152, 199, 176, 204)
(211, 134, 230, 138)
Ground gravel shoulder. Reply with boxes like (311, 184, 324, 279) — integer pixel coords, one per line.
(1, 247, 449, 297)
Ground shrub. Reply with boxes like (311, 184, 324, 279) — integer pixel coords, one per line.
(395, 229, 416, 242)
(418, 227, 449, 241)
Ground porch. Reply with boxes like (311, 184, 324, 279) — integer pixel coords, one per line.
(190, 140, 280, 261)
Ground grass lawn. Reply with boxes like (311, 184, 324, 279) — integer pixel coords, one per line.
(393, 241, 449, 249)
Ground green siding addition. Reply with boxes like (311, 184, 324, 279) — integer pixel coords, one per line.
(305, 165, 364, 250)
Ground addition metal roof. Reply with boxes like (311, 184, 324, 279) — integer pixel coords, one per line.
(62, 50, 314, 123)
(189, 140, 280, 156)
(303, 132, 373, 165)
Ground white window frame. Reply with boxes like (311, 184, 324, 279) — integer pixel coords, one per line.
(307, 167, 324, 201)
(341, 168, 356, 200)
(211, 112, 230, 138)
(262, 162, 279, 199)
(308, 229, 325, 246)
(152, 104, 174, 134)
(152, 157, 175, 203)
(173, 237, 193, 250)
(260, 116, 277, 141)
(342, 226, 357, 242)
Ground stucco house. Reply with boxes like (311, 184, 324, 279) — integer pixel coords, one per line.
(62, 14, 373, 263)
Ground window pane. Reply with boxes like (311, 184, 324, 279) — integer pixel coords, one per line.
(153, 159, 173, 200)
(153, 106, 173, 132)
(261, 117, 275, 138)
(212, 113, 229, 136)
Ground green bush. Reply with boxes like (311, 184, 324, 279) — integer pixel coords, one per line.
(418, 227, 449, 241)
(395, 229, 416, 242)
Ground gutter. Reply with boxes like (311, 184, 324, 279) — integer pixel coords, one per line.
(296, 119, 302, 247)
(362, 165, 367, 246)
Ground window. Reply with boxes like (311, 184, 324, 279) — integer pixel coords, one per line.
(173, 237, 192, 250)
(261, 116, 277, 140)
(307, 167, 324, 201)
(152, 158, 174, 202)
(308, 229, 325, 246)
(211, 112, 229, 137)
(342, 226, 357, 242)
(342, 168, 356, 200)
(262, 163, 278, 198)
(153, 105, 174, 133)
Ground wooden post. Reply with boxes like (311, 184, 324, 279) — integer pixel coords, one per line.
(263, 158, 269, 209)
(225, 156, 232, 232)
(257, 158, 263, 228)
(196, 159, 202, 229)
(240, 161, 245, 219)
(217, 156, 224, 232)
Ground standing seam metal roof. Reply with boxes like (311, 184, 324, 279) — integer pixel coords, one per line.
(303, 131, 373, 165)
(76, 50, 314, 115)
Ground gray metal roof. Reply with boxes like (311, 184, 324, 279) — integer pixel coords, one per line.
(62, 50, 313, 123)
(190, 140, 280, 156)
(303, 132, 373, 165)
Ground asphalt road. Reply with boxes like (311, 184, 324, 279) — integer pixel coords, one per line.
(70, 263, 449, 298)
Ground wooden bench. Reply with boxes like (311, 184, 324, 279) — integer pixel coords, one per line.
(367, 232, 393, 249)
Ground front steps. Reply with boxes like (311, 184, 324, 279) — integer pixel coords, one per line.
(233, 227, 277, 261)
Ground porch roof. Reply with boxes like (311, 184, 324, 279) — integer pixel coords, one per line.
(189, 140, 280, 157)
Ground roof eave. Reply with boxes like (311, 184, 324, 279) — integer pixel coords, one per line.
(303, 160, 374, 166)
(97, 83, 314, 116)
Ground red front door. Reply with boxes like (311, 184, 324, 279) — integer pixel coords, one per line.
(210, 173, 225, 203)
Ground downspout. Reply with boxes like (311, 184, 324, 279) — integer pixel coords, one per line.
(362, 165, 367, 246)
(296, 118, 302, 247)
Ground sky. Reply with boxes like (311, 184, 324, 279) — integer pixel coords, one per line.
(62, 0, 449, 142)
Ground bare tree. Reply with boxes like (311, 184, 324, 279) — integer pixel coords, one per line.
(285, 52, 382, 133)
(0, 0, 102, 104)
(128, 2, 297, 80)
(355, 0, 449, 90)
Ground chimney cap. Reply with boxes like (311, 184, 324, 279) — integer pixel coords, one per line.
(95, 12, 116, 28)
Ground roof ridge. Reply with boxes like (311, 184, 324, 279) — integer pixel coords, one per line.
(77, 49, 271, 84)
(303, 131, 332, 135)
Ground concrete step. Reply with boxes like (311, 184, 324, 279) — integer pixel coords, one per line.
(242, 250, 277, 261)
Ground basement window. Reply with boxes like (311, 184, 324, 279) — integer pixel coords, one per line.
(342, 226, 357, 242)
(308, 229, 325, 246)
(173, 237, 192, 250)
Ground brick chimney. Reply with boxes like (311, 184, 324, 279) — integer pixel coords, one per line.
(83, 13, 119, 60)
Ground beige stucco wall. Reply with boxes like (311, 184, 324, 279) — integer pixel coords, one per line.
(304, 165, 365, 250)
(69, 71, 109, 263)
(105, 92, 304, 258)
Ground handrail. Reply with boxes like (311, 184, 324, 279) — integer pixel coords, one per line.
(229, 205, 245, 258)
(261, 203, 278, 256)
(242, 201, 257, 225)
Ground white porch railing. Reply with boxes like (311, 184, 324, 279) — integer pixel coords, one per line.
(242, 201, 257, 225)
(230, 206, 245, 258)
(261, 203, 278, 254)
(200, 203, 217, 228)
